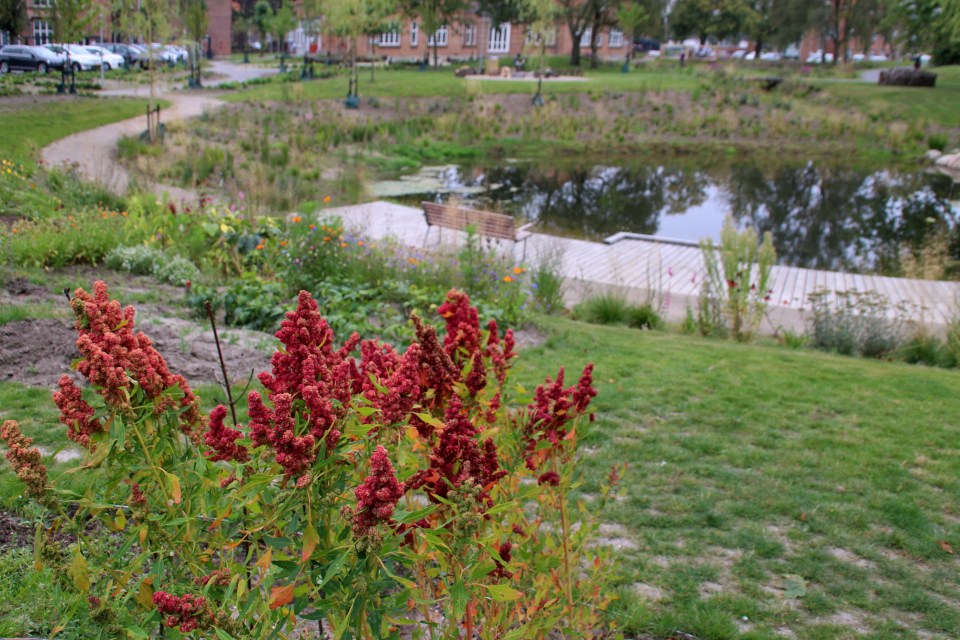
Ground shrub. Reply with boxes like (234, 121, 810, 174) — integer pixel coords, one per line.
(928, 132, 949, 152)
(699, 215, 776, 341)
(578, 289, 631, 325)
(1, 284, 615, 640)
(3, 208, 128, 268)
(628, 301, 664, 330)
(806, 289, 904, 358)
(104, 244, 166, 275)
(153, 254, 201, 286)
(531, 246, 566, 313)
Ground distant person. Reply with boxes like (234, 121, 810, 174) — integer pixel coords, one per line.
(514, 53, 525, 73)
(914, 56, 921, 70)
(680, 51, 685, 67)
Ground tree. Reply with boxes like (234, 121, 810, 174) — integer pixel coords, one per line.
(742, 0, 817, 56)
(299, 0, 326, 56)
(587, 0, 621, 69)
(617, 1, 648, 67)
(253, 0, 273, 55)
(522, 0, 563, 103)
(0, 0, 27, 43)
(475, 0, 524, 71)
(558, 0, 592, 65)
(116, 0, 177, 140)
(46, 0, 95, 45)
(404, 0, 467, 66)
(326, 0, 395, 99)
(272, 0, 297, 54)
(181, 0, 209, 81)
(669, 0, 714, 44)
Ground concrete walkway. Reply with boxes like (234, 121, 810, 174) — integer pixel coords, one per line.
(323, 201, 960, 331)
(41, 60, 277, 197)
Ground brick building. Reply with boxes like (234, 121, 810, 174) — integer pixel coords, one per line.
(286, 17, 633, 64)
(1, 0, 232, 58)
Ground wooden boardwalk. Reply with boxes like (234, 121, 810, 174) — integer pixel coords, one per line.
(323, 201, 959, 325)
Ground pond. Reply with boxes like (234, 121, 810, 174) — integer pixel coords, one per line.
(373, 158, 960, 273)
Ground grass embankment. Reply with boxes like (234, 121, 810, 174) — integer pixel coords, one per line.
(2, 313, 958, 639)
(221, 66, 702, 102)
(0, 97, 167, 153)
(823, 66, 960, 128)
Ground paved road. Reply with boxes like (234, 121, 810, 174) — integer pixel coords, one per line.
(41, 60, 277, 200)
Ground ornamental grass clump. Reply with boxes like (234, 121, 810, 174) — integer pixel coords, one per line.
(2, 282, 618, 639)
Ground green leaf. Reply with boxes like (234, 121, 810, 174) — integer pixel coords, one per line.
(481, 583, 523, 602)
(332, 598, 356, 640)
(450, 580, 467, 621)
(70, 551, 90, 593)
(264, 535, 294, 549)
(776, 574, 807, 599)
(214, 627, 237, 640)
(323, 551, 350, 586)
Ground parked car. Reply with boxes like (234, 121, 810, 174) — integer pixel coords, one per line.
(868, 54, 888, 62)
(83, 45, 125, 71)
(729, 49, 747, 59)
(760, 51, 782, 61)
(744, 51, 756, 60)
(97, 42, 138, 66)
(0, 45, 64, 74)
(805, 51, 834, 64)
(45, 44, 102, 71)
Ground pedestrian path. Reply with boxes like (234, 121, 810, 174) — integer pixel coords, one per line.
(324, 201, 960, 327)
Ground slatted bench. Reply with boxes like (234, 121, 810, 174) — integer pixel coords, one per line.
(422, 201, 534, 260)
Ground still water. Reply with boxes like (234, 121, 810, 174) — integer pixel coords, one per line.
(378, 158, 960, 273)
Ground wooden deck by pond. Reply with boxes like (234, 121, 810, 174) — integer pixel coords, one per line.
(322, 201, 960, 326)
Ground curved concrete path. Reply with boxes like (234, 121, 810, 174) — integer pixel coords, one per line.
(41, 60, 277, 199)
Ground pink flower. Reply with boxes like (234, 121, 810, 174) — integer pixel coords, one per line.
(203, 405, 249, 463)
(347, 445, 405, 541)
(1, 421, 47, 501)
(52, 376, 104, 450)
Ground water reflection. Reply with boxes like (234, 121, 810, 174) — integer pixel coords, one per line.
(395, 158, 958, 272)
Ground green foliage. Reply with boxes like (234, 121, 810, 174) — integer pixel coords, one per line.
(578, 289, 632, 325)
(928, 132, 949, 151)
(628, 300, 664, 330)
(699, 215, 776, 341)
(806, 289, 903, 358)
(190, 272, 289, 330)
(530, 247, 566, 313)
(104, 244, 167, 275)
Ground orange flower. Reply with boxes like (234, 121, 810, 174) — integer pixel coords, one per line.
(11, 229, 17, 234)
(358, 241, 364, 246)
(408, 258, 417, 264)
(341, 243, 347, 248)
(324, 237, 330, 241)
(256, 244, 264, 250)
(122, 212, 128, 217)
(280, 241, 286, 246)
(29, 183, 34, 188)
(513, 267, 523, 274)
(293, 216, 301, 222)
(503, 276, 514, 282)
(323, 196, 331, 203)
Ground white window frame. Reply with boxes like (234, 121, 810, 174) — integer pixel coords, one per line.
(525, 27, 555, 47)
(33, 0, 52, 6)
(410, 21, 418, 47)
(580, 28, 591, 47)
(462, 23, 476, 47)
(488, 23, 510, 53)
(609, 29, 623, 48)
(378, 30, 400, 47)
(33, 20, 53, 45)
(428, 25, 448, 47)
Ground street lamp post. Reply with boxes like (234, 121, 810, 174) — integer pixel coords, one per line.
(99, 16, 105, 85)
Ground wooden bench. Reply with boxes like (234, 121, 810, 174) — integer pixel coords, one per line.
(422, 201, 534, 260)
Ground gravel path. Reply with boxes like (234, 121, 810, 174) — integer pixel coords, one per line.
(41, 60, 277, 198)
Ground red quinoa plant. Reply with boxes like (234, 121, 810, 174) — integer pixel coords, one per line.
(2, 282, 622, 639)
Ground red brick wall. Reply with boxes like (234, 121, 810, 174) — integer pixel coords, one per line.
(209, 0, 232, 57)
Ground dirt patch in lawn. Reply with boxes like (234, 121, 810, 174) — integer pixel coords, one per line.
(0, 510, 73, 549)
(0, 317, 272, 388)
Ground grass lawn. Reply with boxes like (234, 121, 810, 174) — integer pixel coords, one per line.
(1, 314, 958, 639)
(513, 316, 960, 640)
(221, 66, 702, 102)
(0, 97, 164, 154)
(822, 66, 960, 128)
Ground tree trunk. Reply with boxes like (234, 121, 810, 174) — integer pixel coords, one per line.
(589, 24, 599, 69)
(535, 37, 545, 101)
(371, 41, 375, 82)
(755, 40, 763, 56)
(434, 39, 439, 68)
(569, 24, 581, 66)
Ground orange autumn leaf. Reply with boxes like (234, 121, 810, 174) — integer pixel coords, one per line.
(938, 540, 954, 554)
(269, 583, 295, 610)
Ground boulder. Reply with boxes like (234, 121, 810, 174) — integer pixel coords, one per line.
(454, 65, 476, 78)
(922, 149, 943, 163)
(878, 67, 937, 87)
(936, 152, 960, 170)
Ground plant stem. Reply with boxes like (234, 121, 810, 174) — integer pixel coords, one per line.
(554, 455, 574, 609)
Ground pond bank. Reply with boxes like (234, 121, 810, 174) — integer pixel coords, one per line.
(324, 200, 960, 333)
